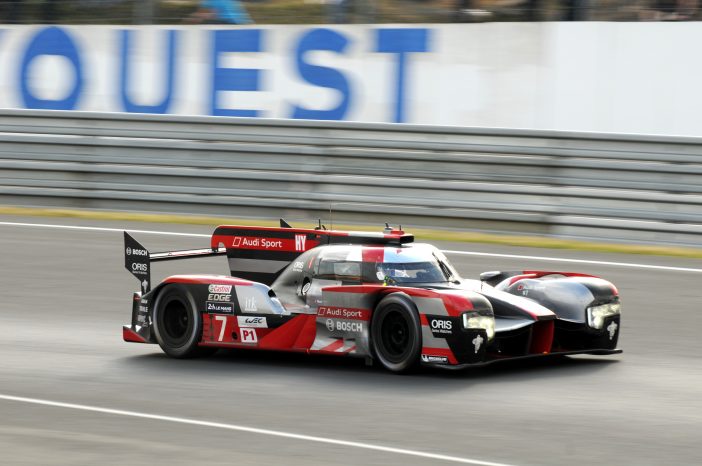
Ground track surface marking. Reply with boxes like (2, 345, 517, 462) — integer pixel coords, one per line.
(1, 221, 700, 273)
(0, 394, 512, 466)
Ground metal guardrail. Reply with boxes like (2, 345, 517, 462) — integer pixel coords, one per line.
(0, 109, 700, 246)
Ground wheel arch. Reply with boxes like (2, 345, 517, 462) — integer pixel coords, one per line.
(370, 291, 423, 373)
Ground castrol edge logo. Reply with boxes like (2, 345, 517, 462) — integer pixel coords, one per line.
(208, 284, 232, 294)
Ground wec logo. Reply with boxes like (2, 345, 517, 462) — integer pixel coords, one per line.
(237, 316, 266, 328)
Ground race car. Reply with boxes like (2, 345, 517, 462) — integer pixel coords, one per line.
(123, 221, 621, 372)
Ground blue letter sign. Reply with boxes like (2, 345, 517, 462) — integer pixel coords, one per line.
(20, 26, 84, 110)
(376, 28, 429, 123)
(291, 28, 351, 121)
(120, 29, 177, 114)
(210, 29, 262, 117)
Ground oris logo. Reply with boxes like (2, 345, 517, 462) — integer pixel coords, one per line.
(430, 319, 452, 330)
(131, 262, 148, 272)
(429, 318, 452, 335)
(126, 247, 148, 256)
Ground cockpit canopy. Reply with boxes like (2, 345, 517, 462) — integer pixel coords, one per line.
(276, 243, 460, 287)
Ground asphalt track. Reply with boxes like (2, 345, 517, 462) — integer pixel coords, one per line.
(1, 216, 701, 466)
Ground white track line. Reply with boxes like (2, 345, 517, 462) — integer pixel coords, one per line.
(0, 394, 512, 466)
(1, 221, 701, 273)
(442, 250, 702, 273)
(0, 221, 210, 237)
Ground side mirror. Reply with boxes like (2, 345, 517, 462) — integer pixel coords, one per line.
(301, 280, 311, 296)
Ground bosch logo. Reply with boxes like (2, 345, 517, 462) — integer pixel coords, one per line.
(126, 247, 148, 256)
(325, 319, 363, 333)
(131, 262, 147, 272)
(335, 321, 362, 332)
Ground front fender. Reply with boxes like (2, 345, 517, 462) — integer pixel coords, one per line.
(502, 275, 619, 323)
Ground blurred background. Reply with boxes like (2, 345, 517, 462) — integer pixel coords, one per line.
(1, 3, 701, 466)
(0, 0, 699, 24)
(0, 1, 701, 245)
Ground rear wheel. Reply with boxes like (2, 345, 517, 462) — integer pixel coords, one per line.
(152, 284, 215, 358)
(371, 294, 422, 373)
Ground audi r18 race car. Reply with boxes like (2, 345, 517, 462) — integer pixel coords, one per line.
(123, 221, 621, 372)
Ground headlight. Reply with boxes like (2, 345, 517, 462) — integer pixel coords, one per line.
(587, 302, 621, 329)
(462, 312, 495, 341)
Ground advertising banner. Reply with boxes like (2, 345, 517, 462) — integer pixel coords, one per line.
(0, 23, 698, 135)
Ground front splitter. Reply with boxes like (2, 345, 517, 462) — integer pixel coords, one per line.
(426, 348, 623, 370)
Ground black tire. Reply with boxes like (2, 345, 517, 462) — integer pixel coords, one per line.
(371, 293, 422, 373)
(152, 284, 215, 358)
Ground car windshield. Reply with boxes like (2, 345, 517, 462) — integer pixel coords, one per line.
(314, 243, 461, 285)
(374, 261, 449, 284)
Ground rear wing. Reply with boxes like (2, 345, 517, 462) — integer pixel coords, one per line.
(211, 223, 413, 285)
(124, 231, 226, 294)
(125, 219, 414, 291)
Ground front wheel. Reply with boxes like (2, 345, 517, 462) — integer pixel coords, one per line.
(371, 293, 422, 373)
(152, 284, 215, 358)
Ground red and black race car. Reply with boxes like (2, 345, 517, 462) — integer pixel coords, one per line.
(123, 221, 621, 372)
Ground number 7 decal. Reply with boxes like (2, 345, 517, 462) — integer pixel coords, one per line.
(214, 315, 227, 341)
